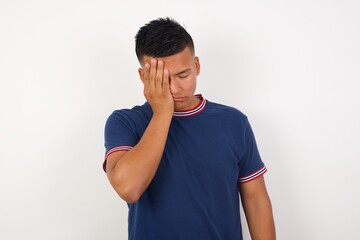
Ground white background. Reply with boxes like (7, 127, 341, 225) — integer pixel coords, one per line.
(1, 0, 359, 239)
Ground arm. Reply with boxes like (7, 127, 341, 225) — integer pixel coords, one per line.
(106, 59, 173, 203)
(238, 175, 276, 240)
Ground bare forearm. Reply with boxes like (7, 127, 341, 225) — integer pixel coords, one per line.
(242, 195, 276, 240)
(109, 113, 172, 203)
(239, 176, 276, 240)
(108, 58, 173, 203)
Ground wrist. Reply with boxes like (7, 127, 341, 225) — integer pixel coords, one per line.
(152, 111, 173, 119)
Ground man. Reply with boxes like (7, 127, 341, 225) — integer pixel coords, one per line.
(103, 17, 276, 240)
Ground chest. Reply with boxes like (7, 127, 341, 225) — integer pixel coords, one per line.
(159, 117, 243, 186)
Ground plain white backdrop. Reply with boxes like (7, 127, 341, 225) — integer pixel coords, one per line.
(1, 0, 359, 239)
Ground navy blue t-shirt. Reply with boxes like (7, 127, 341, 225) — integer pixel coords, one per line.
(103, 95, 266, 240)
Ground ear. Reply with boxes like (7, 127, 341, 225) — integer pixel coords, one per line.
(138, 68, 145, 83)
(195, 56, 200, 76)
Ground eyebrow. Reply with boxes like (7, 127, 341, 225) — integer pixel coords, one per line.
(174, 68, 191, 76)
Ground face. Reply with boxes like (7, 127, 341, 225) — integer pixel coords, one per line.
(138, 47, 201, 111)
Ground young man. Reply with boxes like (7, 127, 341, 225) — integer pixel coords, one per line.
(103, 17, 276, 240)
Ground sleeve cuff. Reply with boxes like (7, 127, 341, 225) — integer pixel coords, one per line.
(102, 145, 133, 172)
(238, 166, 267, 183)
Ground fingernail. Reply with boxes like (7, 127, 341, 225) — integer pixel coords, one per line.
(151, 59, 156, 65)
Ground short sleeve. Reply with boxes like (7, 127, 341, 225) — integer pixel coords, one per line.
(238, 119, 267, 183)
(103, 111, 138, 172)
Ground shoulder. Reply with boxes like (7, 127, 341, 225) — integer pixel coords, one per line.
(205, 100, 249, 124)
(106, 102, 152, 127)
(109, 102, 151, 119)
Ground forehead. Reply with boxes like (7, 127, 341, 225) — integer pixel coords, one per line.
(142, 47, 194, 72)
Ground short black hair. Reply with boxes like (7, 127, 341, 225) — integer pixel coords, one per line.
(135, 17, 195, 63)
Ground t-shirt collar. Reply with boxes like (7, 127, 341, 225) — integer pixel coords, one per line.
(173, 94, 207, 118)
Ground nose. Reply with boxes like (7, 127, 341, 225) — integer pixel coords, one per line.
(169, 78, 181, 95)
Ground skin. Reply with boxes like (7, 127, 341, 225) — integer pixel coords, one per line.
(239, 176, 276, 239)
(106, 46, 275, 239)
(106, 47, 200, 203)
(138, 46, 201, 112)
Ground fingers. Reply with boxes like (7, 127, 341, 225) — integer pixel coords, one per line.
(149, 59, 157, 88)
(162, 68, 169, 89)
(141, 58, 173, 115)
(156, 60, 164, 89)
(143, 62, 150, 85)
(144, 58, 168, 91)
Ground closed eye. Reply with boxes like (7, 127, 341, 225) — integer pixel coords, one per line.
(175, 68, 191, 79)
(178, 74, 189, 79)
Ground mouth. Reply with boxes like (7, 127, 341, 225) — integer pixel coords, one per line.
(173, 97, 185, 102)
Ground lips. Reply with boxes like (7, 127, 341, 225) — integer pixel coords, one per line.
(173, 97, 185, 102)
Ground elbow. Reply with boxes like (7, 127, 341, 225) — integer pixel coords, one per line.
(108, 172, 142, 203)
(120, 192, 141, 204)
(108, 169, 145, 204)
(116, 185, 142, 204)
